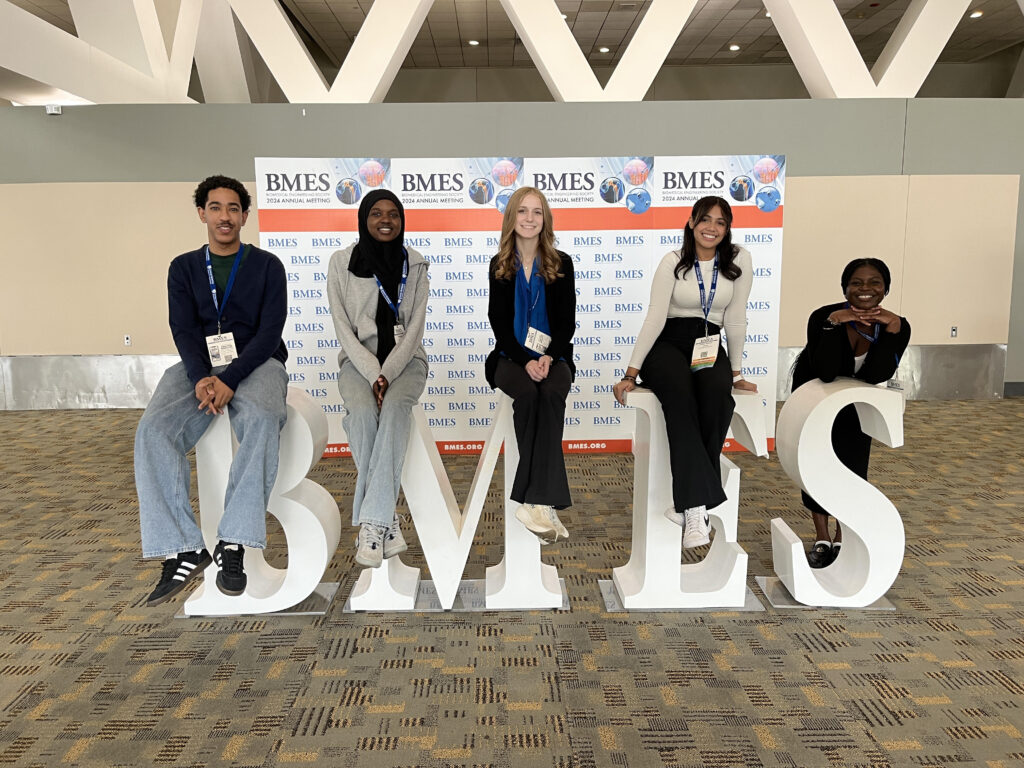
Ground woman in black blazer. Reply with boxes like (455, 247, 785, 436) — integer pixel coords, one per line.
(485, 186, 576, 543)
(791, 257, 911, 567)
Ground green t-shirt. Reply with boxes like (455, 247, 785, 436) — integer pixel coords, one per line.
(210, 244, 250, 299)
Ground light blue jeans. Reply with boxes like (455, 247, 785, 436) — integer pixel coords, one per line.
(339, 358, 427, 528)
(135, 359, 288, 558)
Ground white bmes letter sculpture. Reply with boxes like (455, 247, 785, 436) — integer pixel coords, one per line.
(185, 387, 341, 616)
(612, 388, 769, 609)
(772, 378, 905, 607)
(349, 393, 563, 611)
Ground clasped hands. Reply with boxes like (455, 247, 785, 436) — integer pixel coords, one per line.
(524, 355, 552, 382)
(829, 305, 901, 332)
(195, 376, 235, 415)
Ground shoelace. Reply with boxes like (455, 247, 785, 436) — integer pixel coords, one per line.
(160, 558, 180, 581)
(220, 548, 244, 575)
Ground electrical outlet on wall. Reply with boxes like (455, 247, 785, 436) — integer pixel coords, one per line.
(124, 334, 132, 346)
(950, 326, 958, 338)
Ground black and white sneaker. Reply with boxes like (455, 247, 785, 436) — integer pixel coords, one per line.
(213, 541, 247, 596)
(146, 549, 211, 606)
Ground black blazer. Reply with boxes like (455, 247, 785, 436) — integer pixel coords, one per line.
(792, 301, 911, 390)
(484, 251, 576, 387)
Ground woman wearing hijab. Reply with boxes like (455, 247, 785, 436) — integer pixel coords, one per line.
(485, 186, 576, 543)
(327, 190, 428, 568)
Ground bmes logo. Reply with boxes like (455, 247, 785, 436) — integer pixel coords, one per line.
(314, 306, 332, 315)
(593, 384, 614, 393)
(752, 267, 773, 277)
(288, 306, 302, 316)
(288, 372, 305, 382)
(428, 418, 457, 428)
(486, 237, 500, 247)
(405, 237, 431, 248)
(469, 417, 492, 427)
(468, 385, 491, 395)
(466, 254, 491, 265)
(467, 288, 488, 298)
(422, 402, 435, 411)
(747, 300, 772, 311)
(576, 368, 601, 378)
(430, 288, 454, 298)
(428, 386, 456, 396)
(319, 371, 338, 381)
(468, 353, 488, 363)
(594, 352, 621, 361)
(427, 321, 454, 332)
(595, 320, 622, 329)
(294, 322, 324, 333)
(317, 339, 340, 349)
(307, 388, 328, 398)
(448, 338, 474, 347)
(661, 235, 683, 246)
(576, 269, 601, 280)
(573, 400, 601, 410)
(615, 235, 644, 246)
(428, 354, 456, 364)
(322, 404, 346, 413)
(614, 335, 637, 345)
(447, 305, 475, 314)
(614, 303, 644, 312)
(595, 253, 623, 263)
(532, 171, 595, 191)
(449, 402, 476, 411)
(615, 269, 644, 280)
(292, 289, 323, 300)
(311, 237, 343, 248)
(444, 237, 473, 248)
(286, 272, 301, 282)
(745, 333, 771, 344)
(577, 303, 602, 313)
(448, 370, 474, 379)
(564, 416, 581, 426)
(296, 355, 326, 366)
(401, 173, 464, 192)
(290, 254, 319, 265)
(269, 237, 298, 248)
(428, 254, 454, 264)
(575, 336, 601, 346)
(421, 337, 434, 347)
(574, 236, 601, 246)
(467, 321, 490, 331)
(285, 339, 303, 350)
(662, 170, 726, 190)
(745, 234, 773, 243)
(594, 416, 621, 425)
(265, 172, 330, 192)
(312, 271, 327, 282)
(595, 287, 623, 296)
(743, 366, 770, 376)
(569, 385, 581, 394)
(445, 271, 474, 281)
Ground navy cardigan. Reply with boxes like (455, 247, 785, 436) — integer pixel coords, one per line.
(167, 244, 288, 391)
(485, 251, 576, 387)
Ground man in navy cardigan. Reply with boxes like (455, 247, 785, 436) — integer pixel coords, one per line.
(135, 175, 288, 607)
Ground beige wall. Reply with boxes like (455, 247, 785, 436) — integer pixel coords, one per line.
(0, 176, 1017, 355)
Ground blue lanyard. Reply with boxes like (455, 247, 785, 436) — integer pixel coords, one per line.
(692, 253, 719, 334)
(205, 244, 244, 334)
(374, 250, 409, 321)
(844, 302, 881, 343)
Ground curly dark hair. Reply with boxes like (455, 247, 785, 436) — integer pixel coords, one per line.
(841, 258, 891, 294)
(193, 175, 251, 212)
(675, 195, 742, 281)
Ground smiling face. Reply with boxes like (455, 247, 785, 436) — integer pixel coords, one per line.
(198, 187, 248, 254)
(689, 204, 728, 258)
(514, 193, 544, 244)
(844, 264, 886, 310)
(367, 198, 402, 242)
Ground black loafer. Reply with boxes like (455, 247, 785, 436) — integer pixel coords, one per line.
(807, 542, 832, 569)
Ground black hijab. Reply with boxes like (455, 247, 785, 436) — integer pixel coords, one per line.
(349, 190, 407, 366)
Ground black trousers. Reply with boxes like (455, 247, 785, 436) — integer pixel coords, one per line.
(494, 357, 572, 509)
(639, 317, 734, 511)
(801, 405, 871, 517)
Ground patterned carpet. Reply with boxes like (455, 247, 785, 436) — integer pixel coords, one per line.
(0, 400, 1022, 767)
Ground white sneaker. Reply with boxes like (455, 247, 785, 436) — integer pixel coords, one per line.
(664, 507, 685, 527)
(383, 517, 407, 559)
(544, 506, 569, 540)
(355, 522, 386, 568)
(515, 504, 557, 542)
(682, 506, 711, 549)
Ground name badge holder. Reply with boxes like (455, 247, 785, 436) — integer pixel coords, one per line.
(375, 252, 409, 342)
(205, 244, 244, 365)
(522, 264, 550, 356)
(690, 254, 720, 372)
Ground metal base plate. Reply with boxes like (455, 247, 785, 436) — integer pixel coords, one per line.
(175, 581, 340, 618)
(343, 578, 570, 613)
(598, 580, 765, 613)
(755, 576, 896, 610)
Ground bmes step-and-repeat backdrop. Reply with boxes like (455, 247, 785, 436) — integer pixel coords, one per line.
(255, 155, 785, 456)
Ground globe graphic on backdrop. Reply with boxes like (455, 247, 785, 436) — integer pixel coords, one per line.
(753, 156, 781, 184)
(495, 188, 514, 213)
(336, 178, 361, 205)
(491, 159, 519, 187)
(623, 159, 650, 186)
(626, 188, 651, 214)
(469, 177, 494, 205)
(756, 186, 781, 212)
(729, 175, 755, 202)
(358, 160, 386, 187)
(600, 177, 624, 203)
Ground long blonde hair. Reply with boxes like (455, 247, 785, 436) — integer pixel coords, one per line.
(493, 186, 563, 283)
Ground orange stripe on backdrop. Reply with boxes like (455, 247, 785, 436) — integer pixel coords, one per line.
(259, 205, 783, 233)
(322, 438, 773, 458)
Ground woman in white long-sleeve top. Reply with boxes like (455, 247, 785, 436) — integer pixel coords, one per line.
(327, 190, 428, 568)
(614, 196, 757, 548)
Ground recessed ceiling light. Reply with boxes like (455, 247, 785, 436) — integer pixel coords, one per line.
(562, 13, 567, 19)
(765, 11, 771, 17)
(598, 46, 610, 53)
(468, 39, 480, 45)
(969, 10, 983, 18)
(729, 44, 740, 51)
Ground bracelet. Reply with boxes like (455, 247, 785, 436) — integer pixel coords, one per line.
(621, 375, 636, 382)
(732, 374, 743, 383)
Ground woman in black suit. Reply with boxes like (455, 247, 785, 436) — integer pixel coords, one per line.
(485, 186, 576, 543)
(792, 258, 911, 567)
